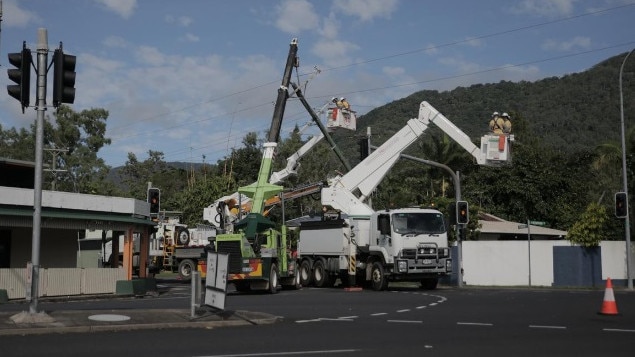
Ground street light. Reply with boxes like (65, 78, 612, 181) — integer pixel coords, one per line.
(619, 48, 634, 290)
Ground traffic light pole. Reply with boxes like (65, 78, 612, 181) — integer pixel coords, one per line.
(401, 153, 464, 288)
(28, 28, 48, 314)
(619, 49, 634, 290)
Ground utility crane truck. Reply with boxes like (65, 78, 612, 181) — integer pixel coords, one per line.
(297, 101, 513, 290)
(212, 39, 356, 293)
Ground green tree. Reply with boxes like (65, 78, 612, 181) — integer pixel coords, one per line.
(45, 106, 113, 194)
(567, 202, 609, 247)
(118, 150, 188, 203)
(0, 106, 115, 194)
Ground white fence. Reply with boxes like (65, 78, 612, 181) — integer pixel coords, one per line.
(461, 240, 633, 287)
(1, 241, 633, 299)
(0, 268, 126, 300)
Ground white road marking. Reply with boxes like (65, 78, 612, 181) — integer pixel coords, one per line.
(371, 312, 388, 316)
(388, 319, 423, 324)
(195, 349, 360, 357)
(416, 306, 427, 309)
(296, 317, 356, 323)
(529, 325, 567, 330)
(457, 322, 493, 326)
(603, 328, 635, 333)
(397, 309, 410, 313)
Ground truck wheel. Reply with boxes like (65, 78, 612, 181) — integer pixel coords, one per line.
(178, 259, 196, 280)
(176, 228, 190, 246)
(312, 260, 332, 288)
(299, 259, 313, 287)
(370, 262, 388, 291)
(268, 263, 279, 294)
(420, 278, 439, 290)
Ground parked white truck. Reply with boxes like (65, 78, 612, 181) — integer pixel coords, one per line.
(297, 101, 513, 290)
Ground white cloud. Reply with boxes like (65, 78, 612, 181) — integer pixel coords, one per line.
(180, 33, 200, 43)
(2, 0, 40, 27)
(135, 46, 167, 66)
(275, 0, 320, 33)
(463, 37, 483, 48)
(541, 36, 591, 51)
(94, 0, 137, 19)
(165, 15, 194, 27)
(103, 36, 129, 48)
(509, 0, 578, 17)
(382, 66, 405, 76)
(311, 39, 360, 67)
(332, 0, 398, 22)
(318, 13, 340, 39)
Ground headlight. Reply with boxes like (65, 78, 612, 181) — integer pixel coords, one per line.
(397, 260, 408, 273)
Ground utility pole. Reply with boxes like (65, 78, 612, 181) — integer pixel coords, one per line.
(28, 28, 48, 314)
(44, 147, 68, 191)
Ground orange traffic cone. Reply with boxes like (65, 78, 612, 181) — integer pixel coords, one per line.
(599, 278, 619, 315)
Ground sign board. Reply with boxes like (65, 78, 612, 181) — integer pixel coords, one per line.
(204, 252, 229, 310)
(529, 220, 547, 226)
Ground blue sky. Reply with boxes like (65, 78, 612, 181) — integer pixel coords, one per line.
(1, 0, 634, 168)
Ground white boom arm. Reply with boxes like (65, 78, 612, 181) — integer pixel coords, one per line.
(269, 132, 324, 185)
(322, 101, 512, 216)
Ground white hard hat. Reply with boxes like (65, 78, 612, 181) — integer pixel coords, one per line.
(340, 97, 345, 101)
(492, 111, 499, 117)
(502, 112, 509, 118)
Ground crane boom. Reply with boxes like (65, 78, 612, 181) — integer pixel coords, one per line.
(322, 101, 512, 217)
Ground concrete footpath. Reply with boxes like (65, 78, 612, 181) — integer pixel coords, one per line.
(0, 308, 280, 336)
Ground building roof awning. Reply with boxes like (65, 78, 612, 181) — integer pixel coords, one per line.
(0, 206, 155, 231)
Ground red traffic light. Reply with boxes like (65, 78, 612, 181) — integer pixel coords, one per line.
(615, 192, 628, 218)
(148, 188, 160, 214)
(456, 201, 469, 224)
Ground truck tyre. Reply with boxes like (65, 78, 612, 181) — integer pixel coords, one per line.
(312, 259, 332, 288)
(268, 263, 279, 294)
(176, 228, 190, 246)
(282, 271, 301, 290)
(178, 259, 196, 280)
(299, 259, 313, 287)
(420, 278, 439, 290)
(370, 262, 388, 291)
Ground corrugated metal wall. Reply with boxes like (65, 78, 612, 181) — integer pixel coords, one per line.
(0, 268, 126, 299)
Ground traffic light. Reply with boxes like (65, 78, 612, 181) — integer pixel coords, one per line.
(359, 138, 369, 160)
(7, 47, 32, 113)
(52, 48, 76, 107)
(456, 201, 469, 224)
(148, 188, 160, 215)
(615, 192, 628, 218)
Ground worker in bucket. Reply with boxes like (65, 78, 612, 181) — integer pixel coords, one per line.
(489, 112, 504, 134)
(502, 112, 512, 134)
(340, 97, 350, 111)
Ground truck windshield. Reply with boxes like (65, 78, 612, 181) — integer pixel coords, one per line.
(392, 212, 445, 235)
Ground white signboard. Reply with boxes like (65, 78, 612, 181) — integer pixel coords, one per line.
(204, 252, 229, 310)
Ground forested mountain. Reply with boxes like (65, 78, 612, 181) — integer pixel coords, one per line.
(332, 52, 634, 160)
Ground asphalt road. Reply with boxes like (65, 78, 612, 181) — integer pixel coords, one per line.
(2, 283, 634, 356)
